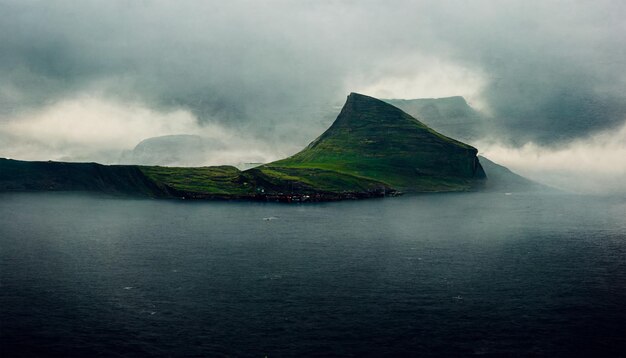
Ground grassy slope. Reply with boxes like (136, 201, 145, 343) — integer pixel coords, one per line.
(137, 93, 486, 196)
(0, 158, 164, 196)
(246, 166, 392, 193)
(138, 164, 392, 197)
(139, 165, 253, 196)
(0, 93, 487, 198)
(268, 93, 485, 192)
(384, 96, 485, 142)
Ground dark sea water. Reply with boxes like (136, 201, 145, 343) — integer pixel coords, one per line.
(0, 192, 625, 357)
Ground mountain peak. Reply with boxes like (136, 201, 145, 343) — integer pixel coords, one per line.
(271, 93, 485, 190)
(343, 92, 392, 115)
(384, 95, 484, 143)
(345, 91, 403, 110)
(334, 92, 425, 129)
(347, 91, 381, 102)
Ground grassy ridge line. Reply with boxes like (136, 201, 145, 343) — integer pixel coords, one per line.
(0, 93, 487, 200)
(138, 165, 394, 196)
(139, 165, 251, 195)
(0, 158, 166, 196)
(0, 158, 393, 198)
(270, 93, 484, 191)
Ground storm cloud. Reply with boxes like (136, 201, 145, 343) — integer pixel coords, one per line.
(1, 0, 625, 190)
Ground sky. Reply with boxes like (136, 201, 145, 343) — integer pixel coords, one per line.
(0, 0, 625, 193)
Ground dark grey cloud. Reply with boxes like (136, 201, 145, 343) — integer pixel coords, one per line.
(429, 0, 626, 144)
(1, 0, 625, 147)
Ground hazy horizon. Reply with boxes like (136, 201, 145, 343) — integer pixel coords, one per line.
(1, 0, 624, 194)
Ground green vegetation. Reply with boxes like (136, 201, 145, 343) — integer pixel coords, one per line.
(384, 96, 486, 142)
(248, 166, 391, 193)
(0, 93, 488, 201)
(268, 93, 485, 192)
(134, 93, 486, 197)
(0, 159, 164, 196)
(140, 165, 252, 195)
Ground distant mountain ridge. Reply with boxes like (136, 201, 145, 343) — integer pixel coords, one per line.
(0, 93, 540, 202)
(384, 96, 486, 143)
(119, 135, 224, 167)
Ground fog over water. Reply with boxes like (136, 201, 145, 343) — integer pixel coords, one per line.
(0, 0, 625, 193)
(477, 121, 626, 194)
(1, 192, 625, 356)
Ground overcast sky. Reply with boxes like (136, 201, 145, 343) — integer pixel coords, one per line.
(1, 0, 625, 192)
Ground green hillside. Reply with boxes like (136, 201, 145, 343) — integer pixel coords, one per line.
(0, 158, 165, 196)
(267, 93, 485, 192)
(1, 93, 490, 201)
(384, 96, 486, 143)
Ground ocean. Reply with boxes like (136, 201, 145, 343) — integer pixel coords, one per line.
(1, 192, 625, 357)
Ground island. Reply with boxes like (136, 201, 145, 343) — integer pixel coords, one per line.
(0, 93, 538, 201)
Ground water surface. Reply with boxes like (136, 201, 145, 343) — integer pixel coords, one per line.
(1, 192, 625, 357)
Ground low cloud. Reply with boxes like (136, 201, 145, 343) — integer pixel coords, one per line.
(0, 96, 283, 166)
(352, 55, 489, 112)
(1, 0, 624, 146)
(1, 1, 625, 192)
(478, 121, 626, 194)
